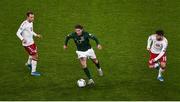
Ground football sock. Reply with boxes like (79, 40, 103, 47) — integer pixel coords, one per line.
(158, 68, 164, 77)
(95, 62, 101, 69)
(83, 67, 92, 79)
(27, 56, 32, 65)
(154, 63, 160, 70)
(31, 60, 37, 73)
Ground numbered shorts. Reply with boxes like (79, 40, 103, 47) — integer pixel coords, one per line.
(76, 48, 96, 59)
(149, 51, 167, 66)
(24, 43, 37, 55)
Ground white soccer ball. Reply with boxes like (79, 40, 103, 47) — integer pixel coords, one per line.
(77, 79, 86, 88)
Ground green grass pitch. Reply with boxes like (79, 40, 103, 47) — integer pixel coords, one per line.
(0, 0, 180, 100)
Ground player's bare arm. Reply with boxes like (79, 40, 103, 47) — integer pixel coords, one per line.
(63, 45, 68, 49)
(97, 44, 102, 50)
(35, 34, 42, 38)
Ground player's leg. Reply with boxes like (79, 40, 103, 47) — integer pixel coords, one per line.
(31, 54, 38, 73)
(25, 55, 32, 69)
(79, 57, 94, 85)
(157, 56, 167, 81)
(30, 44, 40, 76)
(158, 62, 166, 77)
(24, 44, 40, 76)
(157, 62, 166, 81)
(149, 62, 160, 70)
(24, 46, 33, 70)
(88, 48, 103, 76)
(91, 58, 103, 76)
(91, 58, 101, 69)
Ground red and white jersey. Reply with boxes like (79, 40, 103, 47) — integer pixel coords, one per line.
(147, 34, 168, 54)
(16, 20, 37, 46)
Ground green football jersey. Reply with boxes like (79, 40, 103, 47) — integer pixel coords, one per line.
(65, 31, 100, 51)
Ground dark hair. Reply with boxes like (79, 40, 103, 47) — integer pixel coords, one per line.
(75, 24, 83, 29)
(26, 11, 34, 17)
(156, 30, 164, 36)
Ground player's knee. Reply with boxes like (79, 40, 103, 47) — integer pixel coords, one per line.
(93, 59, 98, 64)
(160, 62, 166, 68)
(80, 58, 87, 68)
(148, 65, 154, 69)
(32, 54, 38, 61)
(81, 63, 87, 68)
(82, 65, 87, 68)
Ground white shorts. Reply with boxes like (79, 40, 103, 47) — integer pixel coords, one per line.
(76, 48, 96, 59)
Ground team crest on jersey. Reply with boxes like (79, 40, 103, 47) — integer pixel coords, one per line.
(155, 43, 161, 47)
(80, 36, 85, 41)
(76, 36, 85, 44)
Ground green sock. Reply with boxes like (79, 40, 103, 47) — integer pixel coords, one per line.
(83, 67, 92, 79)
(95, 62, 101, 69)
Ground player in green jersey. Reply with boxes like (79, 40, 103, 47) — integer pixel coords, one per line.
(64, 24, 103, 85)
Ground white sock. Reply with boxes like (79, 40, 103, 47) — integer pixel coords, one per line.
(31, 60, 37, 73)
(158, 68, 164, 77)
(154, 63, 159, 68)
(27, 56, 32, 65)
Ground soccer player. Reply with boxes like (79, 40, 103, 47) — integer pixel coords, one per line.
(64, 24, 103, 85)
(16, 11, 42, 76)
(147, 30, 168, 82)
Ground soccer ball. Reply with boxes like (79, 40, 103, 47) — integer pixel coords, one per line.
(77, 79, 86, 88)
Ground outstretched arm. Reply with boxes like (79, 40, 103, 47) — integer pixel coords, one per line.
(88, 33, 100, 45)
(64, 34, 73, 49)
(32, 27, 42, 38)
(147, 36, 152, 51)
(88, 33, 102, 49)
(33, 32, 42, 38)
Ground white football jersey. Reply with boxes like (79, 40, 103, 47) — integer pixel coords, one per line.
(147, 34, 168, 54)
(16, 20, 37, 46)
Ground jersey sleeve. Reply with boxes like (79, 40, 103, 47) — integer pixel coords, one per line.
(88, 33, 100, 45)
(147, 35, 153, 49)
(162, 40, 168, 52)
(32, 24, 37, 36)
(64, 33, 73, 46)
(16, 22, 26, 40)
(32, 31, 37, 36)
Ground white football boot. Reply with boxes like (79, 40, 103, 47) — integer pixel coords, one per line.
(97, 68, 103, 76)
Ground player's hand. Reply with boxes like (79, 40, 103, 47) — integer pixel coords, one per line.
(36, 34, 42, 38)
(63, 45, 68, 49)
(97, 44, 102, 50)
(147, 48, 150, 51)
(149, 60, 153, 64)
(22, 39, 27, 44)
(152, 58, 157, 62)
